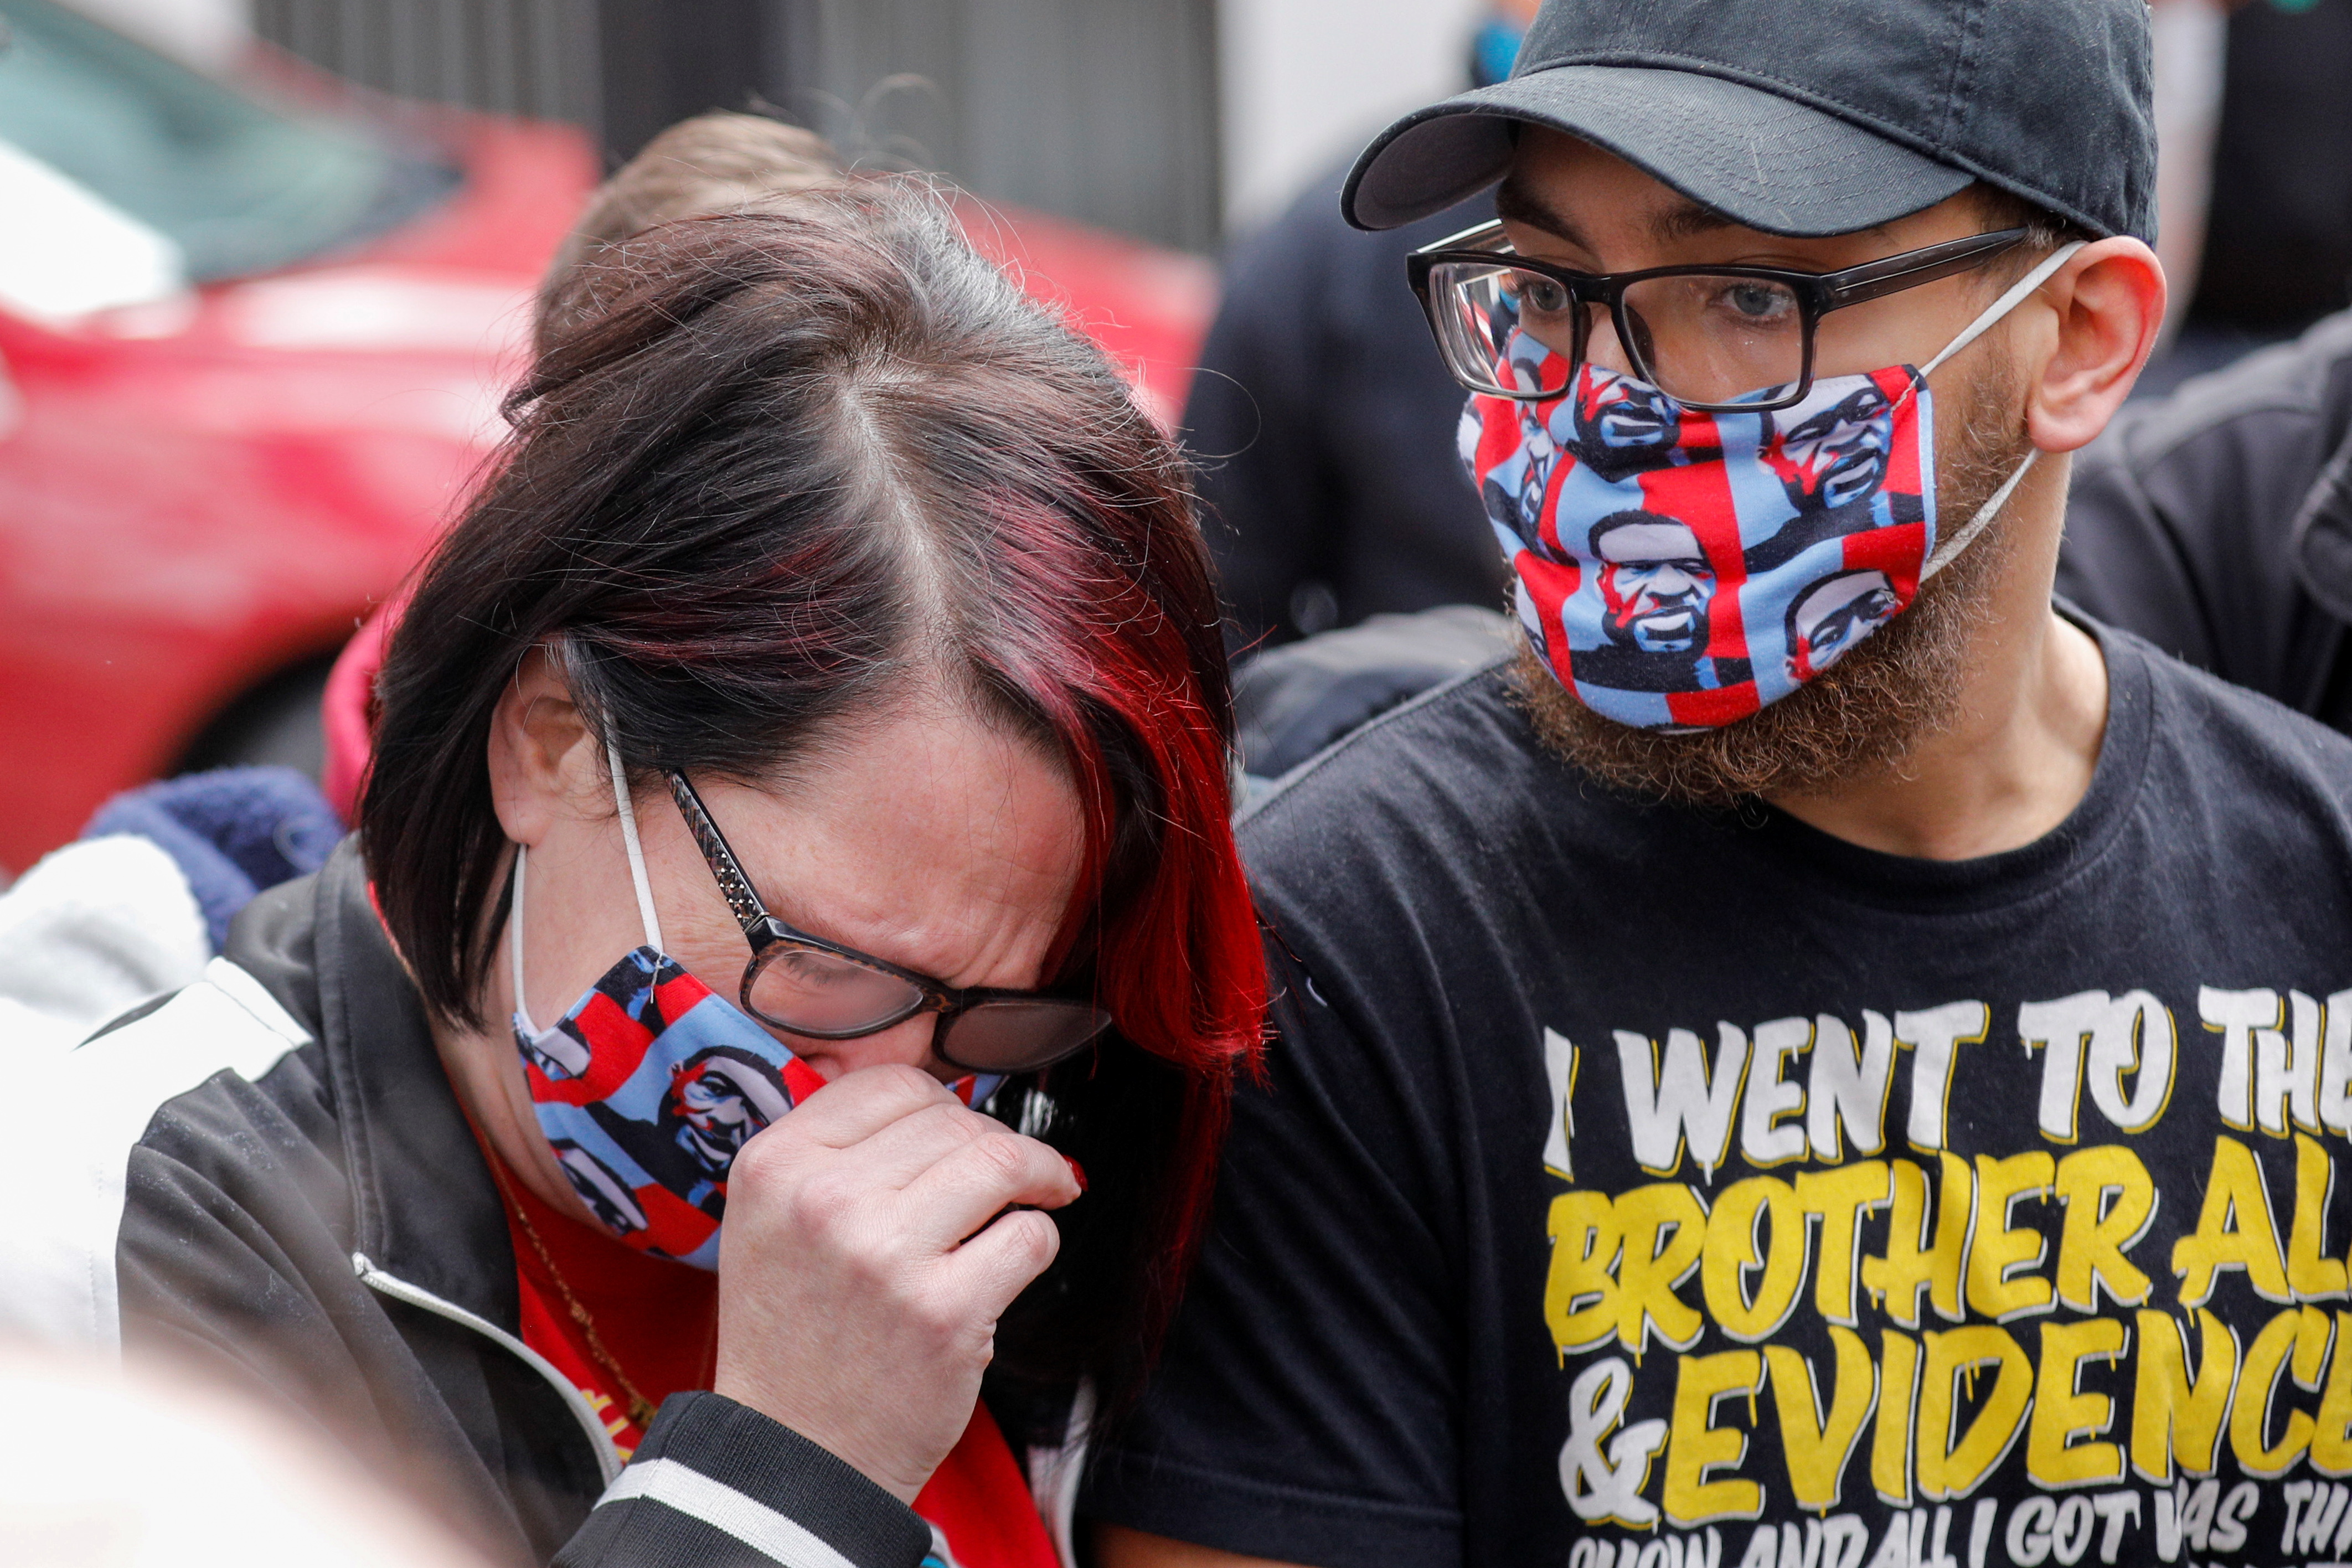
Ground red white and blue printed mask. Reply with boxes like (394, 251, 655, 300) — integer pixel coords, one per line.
(509, 745, 999, 1268)
(1461, 244, 2081, 731)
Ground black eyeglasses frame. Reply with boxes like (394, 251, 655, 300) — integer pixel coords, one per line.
(662, 770, 1111, 1074)
(1405, 220, 2030, 414)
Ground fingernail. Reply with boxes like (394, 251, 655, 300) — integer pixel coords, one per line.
(1065, 1156, 1088, 1193)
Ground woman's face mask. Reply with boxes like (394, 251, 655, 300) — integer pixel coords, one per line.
(507, 744, 998, 1268)
(1461, 243, 2082, 731)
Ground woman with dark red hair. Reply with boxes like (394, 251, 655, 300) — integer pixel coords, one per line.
(0, 182, 1263, 1568)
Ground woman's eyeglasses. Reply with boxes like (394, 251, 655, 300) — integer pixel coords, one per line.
(663, 771, 1112, 1076)
(1406, 219, 2028, 413)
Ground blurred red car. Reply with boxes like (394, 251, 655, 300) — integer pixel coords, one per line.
(0, 0, 1214, 876)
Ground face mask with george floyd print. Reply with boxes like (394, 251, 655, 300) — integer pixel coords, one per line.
(1462, 244, 2082, 733)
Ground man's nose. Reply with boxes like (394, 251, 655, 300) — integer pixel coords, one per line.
(1650, 564, 1696, 595)
(1585, 308, 1637, 377)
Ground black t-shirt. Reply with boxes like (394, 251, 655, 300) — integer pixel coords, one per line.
(1085, 620, 2352, 1568)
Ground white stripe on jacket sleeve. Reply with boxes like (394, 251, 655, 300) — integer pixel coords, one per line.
(599, 1457, 863, 1568)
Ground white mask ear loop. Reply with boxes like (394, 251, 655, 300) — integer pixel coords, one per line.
(506, 739, 667, 1036)
(510, 843, 540, 1035)
(1916, 240, 2087, 381)
(1922, 451, 2039, 580)
(607, 739, 665, 953)
(1913, 240, 2089, 582)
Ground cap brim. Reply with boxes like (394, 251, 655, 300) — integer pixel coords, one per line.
(1343, 65, 1973, 236)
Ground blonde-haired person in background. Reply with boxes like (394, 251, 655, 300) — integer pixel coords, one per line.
(322, 110, 851, 816)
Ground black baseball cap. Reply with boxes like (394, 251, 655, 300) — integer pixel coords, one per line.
(1342, 0, 2155, 243)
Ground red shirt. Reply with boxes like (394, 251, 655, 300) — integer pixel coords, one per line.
(494, 1158, 1059, 1567)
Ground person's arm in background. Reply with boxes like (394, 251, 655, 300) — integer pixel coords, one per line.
(2057, 307, 2352, 716)
(1188, 178, 1350, 653)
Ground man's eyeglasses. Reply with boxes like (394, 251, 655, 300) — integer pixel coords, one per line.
(665, 771, 1112, 1076)
(1406, 219, 2028, 413)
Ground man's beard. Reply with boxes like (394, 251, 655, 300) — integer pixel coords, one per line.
(1515, 357, 2029, 808)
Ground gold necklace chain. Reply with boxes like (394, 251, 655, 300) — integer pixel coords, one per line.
(485, 1154, 661, 1432)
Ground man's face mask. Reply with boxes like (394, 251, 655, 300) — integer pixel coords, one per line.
(1461, 243, 2082, 731)
(508, 744, 997, 1268)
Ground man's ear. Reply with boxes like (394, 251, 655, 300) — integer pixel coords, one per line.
(2023, 236, 2167, 456)
(487, 647, 601, 848)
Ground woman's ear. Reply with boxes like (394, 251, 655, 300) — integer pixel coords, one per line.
(487, 647, 601, 847)
(2024, 236, 2167, 456)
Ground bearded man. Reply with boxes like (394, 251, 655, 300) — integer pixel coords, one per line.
(1083, 3, 2352, 1566)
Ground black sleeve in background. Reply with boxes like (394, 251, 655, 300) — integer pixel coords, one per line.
(1187, 163, 1504, 656)
(2055, 414, 2226, 670)
(1080, 946, 1464, 1568)
(2189, 0, 2352, 330)
(2057, 309, 2352, 714)
(1187, 179, 1350, 654)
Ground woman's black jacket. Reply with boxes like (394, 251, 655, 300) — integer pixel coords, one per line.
(0, 839, 935, 1568)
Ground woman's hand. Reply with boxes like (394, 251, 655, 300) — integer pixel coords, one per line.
(712, 1063, 1081, 1502)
